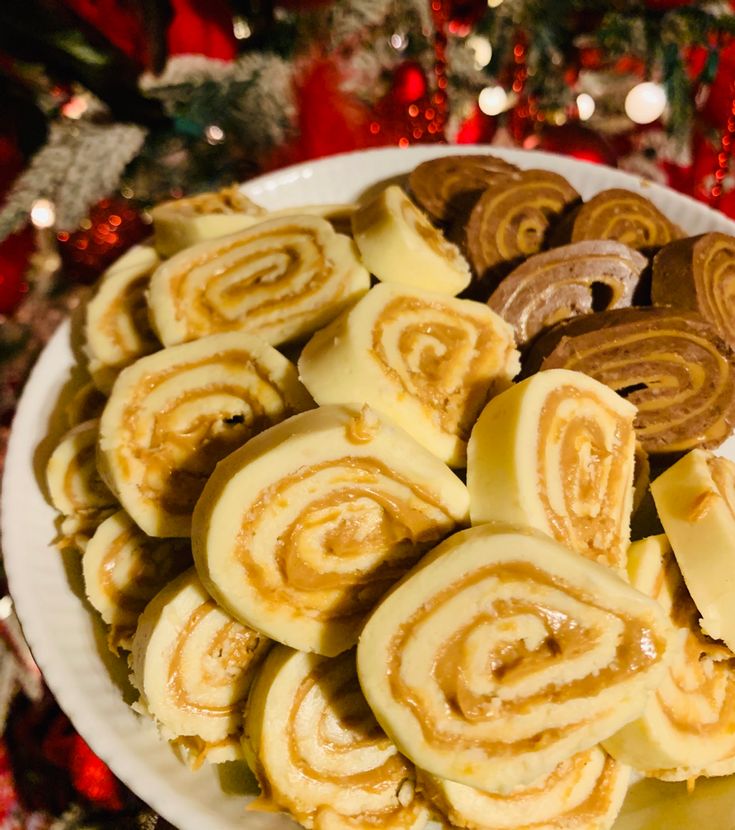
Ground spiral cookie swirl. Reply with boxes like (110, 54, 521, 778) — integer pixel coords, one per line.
(604, 534, 735, 780)
(148, 215, 370, 348)
(467, 369, 636, 572)
(244, 647, 428, 830)
(536, 308, 735, 456)
(131, 568, 271, 767)
(98, 332, 313, 537)
(85, 244, 161, 392)
(465, 170, 580, 294)
(357, 523, 671, 794)
(298, 284, 519, 467)
(652, 450, 735, 652)
(82, 510, 191, 650)
(487, 241, 647, 349)
(192, 404, 469, 656)
(653, 232, 735, 351)
(417, 747, 630, 830)
(570, 188, 682, 251)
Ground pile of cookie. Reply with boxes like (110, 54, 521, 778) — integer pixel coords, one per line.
(43, 152, 735, 830)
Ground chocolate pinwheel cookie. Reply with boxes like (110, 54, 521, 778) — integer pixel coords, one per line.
(487, 240, 647, 349)
(532, 308, 735, 456)
(244, 647, 429, 830)
(652, 232, 735, 351)
(465, 170, 580, 295)
(357, 523, 670, 794)
(569, 188, 683, 253)
(408, 153, 520, 225)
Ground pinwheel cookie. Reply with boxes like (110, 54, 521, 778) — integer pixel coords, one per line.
(534, 308, 735, 456)
(604, 534, 735, 781)
(82, 510, 191, 651)
(651, 450, 735, 652)
(98, 331, 313, 537)
(148, 214, 370, 348)
(467, 369, 636, 572)
(357, 524, 671, 794)
(84, 243, 161, 392)
(417, 747, 630, 830)
(351, 185, 471, 295)
(487, 240, 647, 349)
(244, 646, 429, 830)
(131, 568, 271, 769)
(653, 232, 735, 351)
(192, 404, 469, 656)
(298, 284, 519, 466)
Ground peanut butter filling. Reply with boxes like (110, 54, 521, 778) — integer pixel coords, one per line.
(399, 200, 459, 262)
(98, 272, 158, 357)
(64, 442, 112, 510)
(236, 456, 456, 621)
(387, 560, 666, 754)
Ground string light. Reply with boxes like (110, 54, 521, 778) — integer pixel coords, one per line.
(478, 85, 509, 116)
(205, 125, 225, 145)
(467, 35, 492, 69)
(576, 93, 595, 121)
(625, 82, 666, 125)
(233, 17, 252, 40)
(390, 32, 408, 51)
(30, 199, 56, 229)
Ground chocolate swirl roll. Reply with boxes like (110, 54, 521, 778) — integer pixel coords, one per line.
(467, 369, 636, 573)
(244, 646, 429, 830)
(535, 308, 735, 456)
(98, 332, 313, 537)
(148, 215, 370, 348)
(298, 284, 520, 467)
(652, 232, 735, 351)
(85, 244, 161, 392)
(131, 568, 271, 769)
(487, 241, 647, 349)
(357, 523, 671, 794)
(408, 154, 520, 225)
(570, 189, 682, 252)
(464, 170, 580, 295)
(82, 510, 191, 651)
(604, 534, 735, 781)
(417, 748, 630, 830)
(193, 404, 469, 657)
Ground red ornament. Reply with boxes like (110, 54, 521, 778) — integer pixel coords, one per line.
(392, 62, 428, 104)
(167, 0, 238, 61)
(446, 0, 487, 32)
(534, 124, 618, 167)
(455, 106, 497, 144)
(0, 229, 34, 316)
(69, 736, 123, 810)
(57, 197, 148, 284)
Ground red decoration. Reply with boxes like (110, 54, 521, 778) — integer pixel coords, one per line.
(532, 124, 618, 167)
(446, 0, 487, 33)
(57, 197, 148, 284)
(63, 0, 148, 67)
(455, 105, 497, 144)
(429, 0, 450, 139)
(0, 229, 34, 316)
(391, 62, 428, 104)
(167, 0, 238, 61)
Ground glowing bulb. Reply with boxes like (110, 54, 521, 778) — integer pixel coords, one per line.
(625, 82, 666, 125)
(487, 0, 503, 6)
(467, 35, 492, 69)
(390, 32, 408, 50)
(233, 16, 252, 40)
(478, 85, 508, 116)
(30, 199, 55, 229)
(576, 93, 595, 121)
(205, 125, 225, 144)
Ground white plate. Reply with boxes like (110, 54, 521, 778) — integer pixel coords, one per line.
(5, 145, 735, 830)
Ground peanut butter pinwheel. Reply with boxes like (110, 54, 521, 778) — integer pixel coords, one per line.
(357, 524, 671, 794)
(535, 308, 735, 456)
(243, 646, 429, 830)
(652, 450, 735, 653)
(570, 188, 682, 252)
(151, 184, 266, 257)
(82, 510, 191, 651)
(192, 404, 469, 657)
(604, 535, 735, 781)
(98, 332, 313, 537)
(351, 185, 471, 295)
(298, 284, 519, 467)
(84, 243, 161, 392)
(148, 215, 370, 348)
(131, 568, 271, 769)
(417, 747, 630, 830)
(407, 153, 520, 224)
(467, 369, 636, 573)
(652, 232, 735, 351)
(464, 170, 580, 295)
(487, 241, 647, 349)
